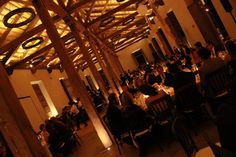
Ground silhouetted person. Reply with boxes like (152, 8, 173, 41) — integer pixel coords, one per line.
(106, 93, 127, 139)
(216, 78, 236, 154)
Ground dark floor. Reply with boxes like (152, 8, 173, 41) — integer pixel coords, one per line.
(68, 119, 219, 157)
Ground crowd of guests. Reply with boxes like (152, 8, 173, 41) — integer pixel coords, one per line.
(108, 39, 236, 155)
(37, 99, 89, 156)
(37, 39, 236, 156)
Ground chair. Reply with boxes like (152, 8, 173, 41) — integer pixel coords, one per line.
(175, 82, 202, 113)
(122, 105, 154, 151)
(147, 93, 175, 125)
(204, 66, 230, 101)
(146, 93, 175, 148)
(204, 66, 230, 114)
(174, 82, 207, 132)
(103, 115, 132, 154)
(172, 116, 198, 157)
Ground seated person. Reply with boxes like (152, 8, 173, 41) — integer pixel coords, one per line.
(164, 62, 202, 111)
(106, 93, 127, 139)
(164, 62, 196, 89)
(198, 48, 225, 97)
(146, 68, 162, 85)
(135, 78, 158, 96)
(225, 40, 236, 77)
(122, 100, 151, 132)
(120, 83, 134, 108)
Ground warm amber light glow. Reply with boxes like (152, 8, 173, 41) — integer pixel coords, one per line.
(92, 119, 112, 148)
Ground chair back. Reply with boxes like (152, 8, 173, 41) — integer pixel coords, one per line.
(147, 93, 174, 124)
(205, 66, 229, 98)
(172, 116, 197, 157)
(175, 82, 202, 112)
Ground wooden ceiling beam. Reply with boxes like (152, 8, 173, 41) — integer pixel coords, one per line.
(89, 7, 137, 14)
(115, 36, 146, 52)
(97, 12, 138, 34)
(66, 0, 73, 7)
(101, 0, 109, 15)
(0, 0, 93, 55)
(85, 0, 96, 22)
(108, 24, 148, 44)
(9, 33, 73, 69)
(0, 0, 9, 7)
(87, 0, 141, 26)
(114, 33, 147, 49)
(33, 54, 58, 70)
(108, 30, 147, 50)
(105, 17, 145, 40)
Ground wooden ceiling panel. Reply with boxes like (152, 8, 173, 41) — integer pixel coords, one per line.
(0, 0, 150, 70)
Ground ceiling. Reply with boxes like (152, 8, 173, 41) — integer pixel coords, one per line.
(0, 0, 152, 71)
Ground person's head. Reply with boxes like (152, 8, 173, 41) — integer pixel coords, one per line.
(156, 66, 164, 75)
(194, 42, 203, 49)
(135, 78, 145, 88)
(121, 82, 129, 92)
(39, 124, 46, 131)
(68, 101, 75, 106)
(225, 40, 236, 56)
(198, 47, 211, 60)
(108, 93, 118, 106)
(167, 62, 180, 74)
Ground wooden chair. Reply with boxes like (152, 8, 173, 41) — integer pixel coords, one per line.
(174, 82, 207, 132)
(175, 82, 202, 113)
(172, 116, 198, 157)
(146, 92, 175, 149)
(204, 66, 230, 100)
(103, 115, 132, 154)
(146, 92, 175, 125)
(204, 66, 230, 114)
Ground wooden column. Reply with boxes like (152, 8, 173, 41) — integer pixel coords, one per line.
(32, 0, 112, 148)
(145, 15, 169, 57)
(148, 0, 177, 47)
(113, 54, 124, 74)
(63, 17, 109, 102)
(98, 44, 123, 93)
(89, 34, 122, 93)
(86, 33, 120, 97)
(107, 50, 124, 74)
(0, 63, 49, 157)
(109, 52, 122, 76)
(104, 47, 122, 81)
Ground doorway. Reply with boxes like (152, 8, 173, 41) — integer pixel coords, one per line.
(31, 81, 58, 118)
(132, 49, 147, 66)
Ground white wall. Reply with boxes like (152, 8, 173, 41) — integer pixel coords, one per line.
(117, 39, 154, 71)
(9, 69, 68, 121)
(212, 0, 236, 40)
(157, 0, 205, 46)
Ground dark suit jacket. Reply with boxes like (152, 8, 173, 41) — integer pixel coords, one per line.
(164, 71, 196, 89)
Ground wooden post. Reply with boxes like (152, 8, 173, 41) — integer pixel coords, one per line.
(89, 34, 122, 93)
(114, 54, 124, 73)
(108, 52, 122, 76)
(86, 33, 120, 97)
(32, 0, 112, 148)
(107, 49, 124, 74)
(98, 44, 123, 93)
(148, 0, 177, 47)
(63, 17, 109, 102)
(0, 63, 49, 157)
(145, 15, 170, 57)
